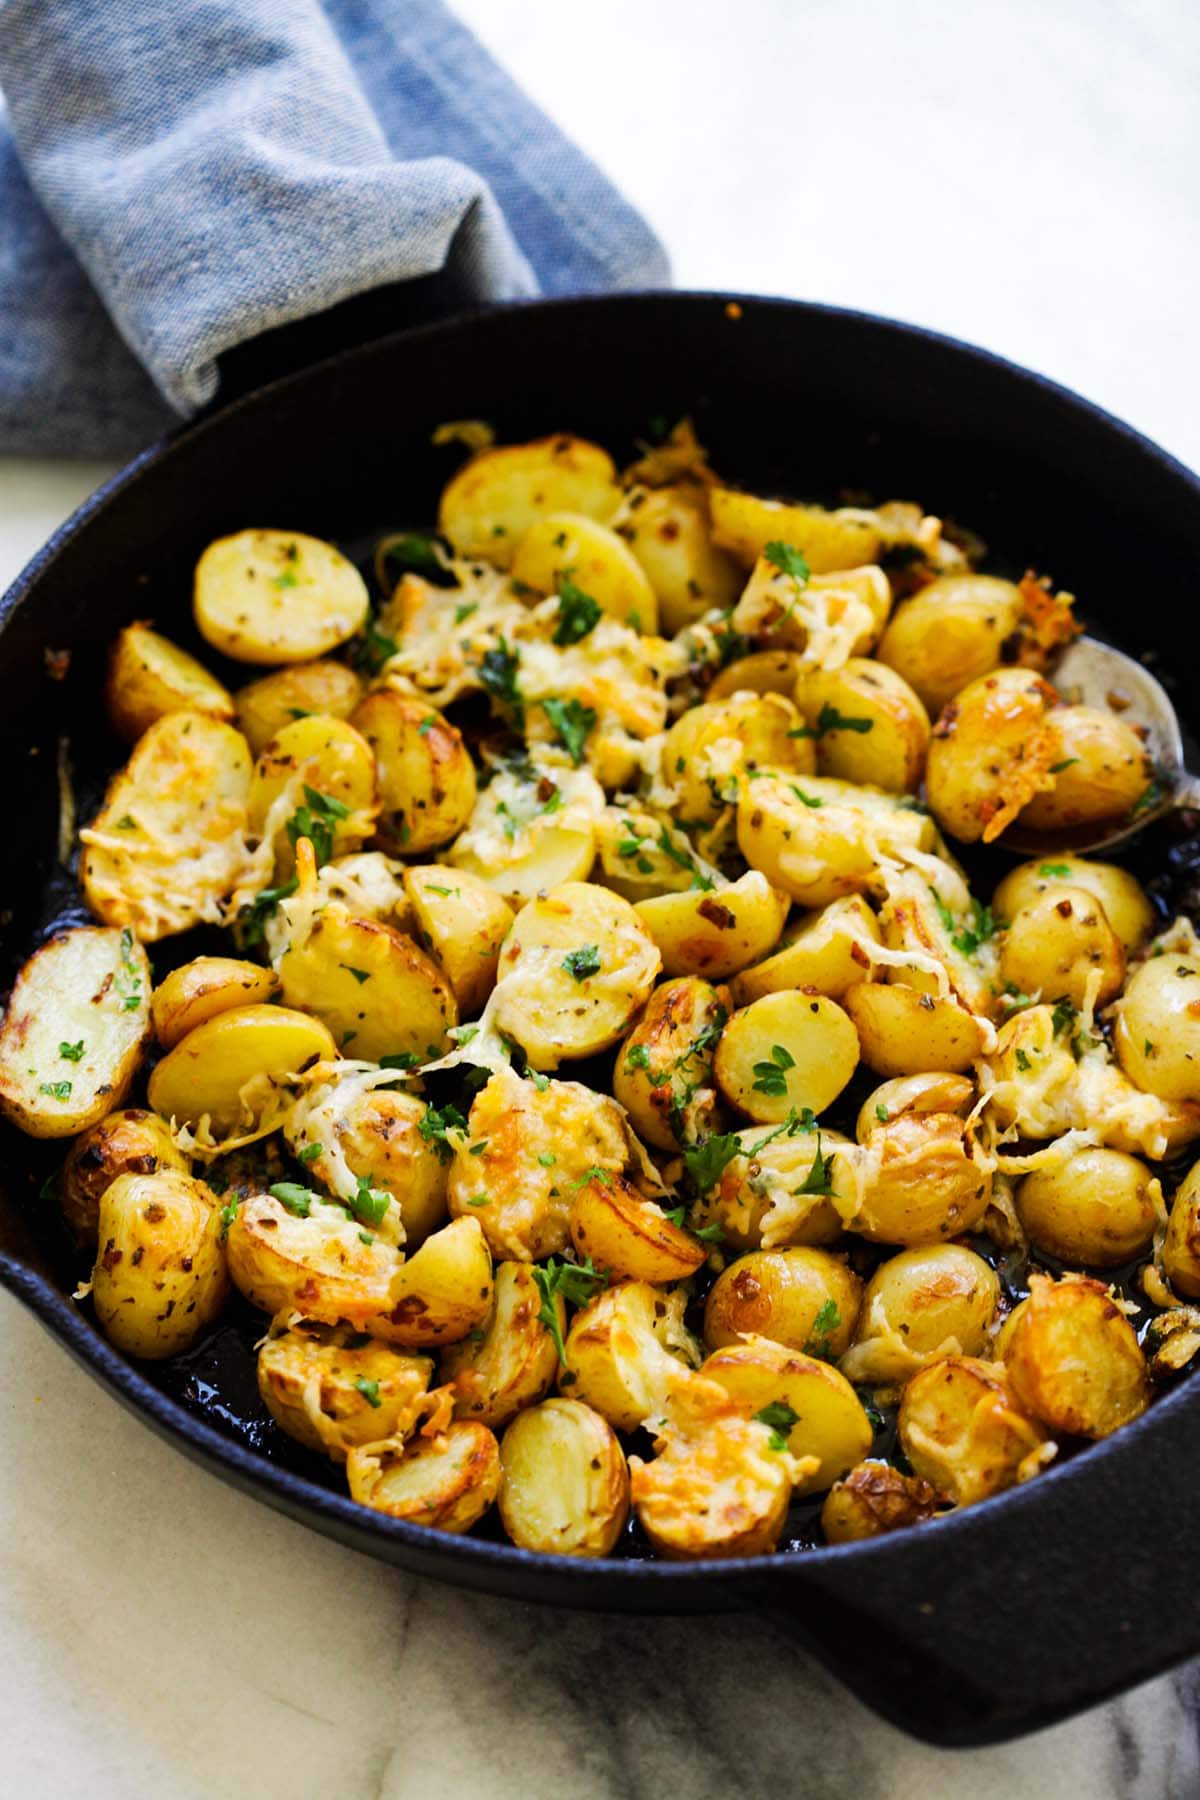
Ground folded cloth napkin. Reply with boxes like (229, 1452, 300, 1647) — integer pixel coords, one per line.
(0, 0, 667, 457)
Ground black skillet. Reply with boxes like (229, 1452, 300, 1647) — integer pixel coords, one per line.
(2, 292, 1199, 1748)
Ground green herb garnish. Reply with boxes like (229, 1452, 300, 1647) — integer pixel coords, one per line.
(562, 944, 601, 981)
(543, 695, 597, 765)
(531, 1257, 610, 1365)
(751, 1044, 795, 1097)
(552, 579, 602, 646)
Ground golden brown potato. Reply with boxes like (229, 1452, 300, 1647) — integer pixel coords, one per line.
(1163, 1165, 1200, 1298)
(151, 956, 280, 1050)
(629, 1399, 800, 1560)
(59, 1108, 189, 1247)
(441, 1261, 560, 1427)
(702, 1335, 873, 1495)
(662, 692, 812, 826)
(560, 1282, 700, 1432)
(707, 649, 804, 701)
(1015, 1149, 1158, 1267)
(732, 895, 881, 1006)
(569, 1175, 706, 1284)
(226, 1192, 403, 1324)
(992, 856, 1153, 955)
(284, 1073, 449, 1248)
(845, 982, 987, 1077)
(91, 1170, 228, 1360)
(612, 976, 726, 1152)
(499, 1397, 629, 1555)
(194, 529, 370, 664)
(703, 1122, 851, 1253)
(712, 990, 859, 1125)
(898, 1355, 1053, 1505)
(851, 1112, 992, 1245)
(616, 481, 742, 634)
(1114, 956, 1200, 1103)
(233, 660, 365, 756)
(346, 1418, 501, 1531)
(735, 773, 933, 909)
(510, 511, 659, 632)
(709, 487, 883, 571)
(257, 1320, 433, 1459)
(925, 668, 1058, 844)
(402, 865, 513, 1015)
(247, 713, 377, 876)
(0, 926, 151, 1140)
(105, 622, 234, 741)
(794, 658, 930, 793)
(1003, 1272, 1150, 1438)
(147, 1004, 337, 1143)
(875, 574, 1024, 715)
(821, 1461, 940, 1542)
(855, 1072, 975, 1141)
(350, 689, 476, 855)
(493, 881, 661, 1068)
(595, 805, 715, 902)
(80, 712, 253, 941)
(999, 886, 1125, 1009)
(635, 872, 790, 983)
(704, 1248, 861, 1357)
(370, 1217, 494, 1349)
(438, 435, 621, 566)
(840, 1245, 1000, 1385)
(1016, 705, 1152, 834)
(277, 903, 457, 1061)
(447, 757, 604, 906)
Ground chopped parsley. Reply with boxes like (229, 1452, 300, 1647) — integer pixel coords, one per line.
(625, 1044, 652, 1072)
(356, 613, 400, 675)
(351, 1176, 391, 1227)
(382, 531, 443, 574)
(543, 695, 597, 764)
(218, 1195, 240, 1240)
(875, 1103, 889, 1122)
(238, 876, 299, 947)
(683, 1131, 743, 1193)
(573, 1166, 614, 1189)
(341, 965, 371, 985)
(1048, 758, 1080, 774)
(354, 1377, 383, 1408)
(754, 1400, 800, 1451)
(58, 1040, 84, 1062)
(1038, 862, 1074, 878)
(1015, 1049, 1032, 1072)
(931, 890, 997, 957)
(790, 785, 824, 809)
(269, 1182, 316, 1217)
(531, 1256, 610, 1364)
(805, 1298, 841, 1358)
(791, 703, 874, 740)
(418, 1101, 468, 1163)
(537, 1152, 557, 1167)
(552, 578, 602, 646)
(271, 569, 298, 590)
(1050, 998, 1076, 1038)
(751, 1043, 795, 1097)
(417, 715, 438, 737)
(297, 1142, 323, 1165)
(478, 637, 524, 727)
(115, 928, 144, 1012)
(285, 785, 351, 867)
(562, 944, 602, 981)
(379, 1050, 422, 1071)
(764, 540, 811, 585)
(794, 1132, 835, 1197)
(38, 1080, 72, 1100)
(454, 601, 478, 624)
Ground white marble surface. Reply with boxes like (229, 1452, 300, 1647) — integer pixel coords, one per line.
(2, 0, 1200, 1793)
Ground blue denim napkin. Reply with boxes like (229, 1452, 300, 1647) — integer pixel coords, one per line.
(0, 0, 667, 456)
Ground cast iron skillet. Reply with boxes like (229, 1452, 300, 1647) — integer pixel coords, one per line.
(2, 292, 1198, 1748)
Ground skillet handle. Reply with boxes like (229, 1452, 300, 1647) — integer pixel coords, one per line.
(753, 1390, 1200, 1746)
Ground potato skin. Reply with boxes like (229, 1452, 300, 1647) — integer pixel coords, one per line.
(151, 956, 280, 1050)
(347, 1418, 501, 1532)
(840, 1245, 1000, 1385)
(1004, 1272, 1150, 1439)
(499, 1398, 630, 1555)
(663, 692, 812, 826)
(613, 975, 727, 1151)
(925, 668, 1057, 844)
(278, 905, 457, 1062)
(851, 1112, 991, 1245)
(441, 1261, 560, 1428)
(402, 865, 513, 1015)
(630, 1410, 796, 1560)
(560, 1282, 699, 1433)
(370, 1218, 494, 1349)
(821, 1461, 940, 1541)
(257, 1321, 433, 1460)
(569, 1175, 706, 1284)
(875, 574, 1023, 715)
(845, 982, 986, 1078)
(1015, 1149, 1158, 1267)
(91, 1171, 229, 1359)
(510, 511, 659, 632)
(702, 1336, 873, 1495)
(732, 895, 881, 1006)
(194, 529, 370, 664)
(285, 1077, 448, 1248)
(999, 886, 1125, 1009)
(707, 649, 803, 701)
(898, 1355, 1052, 1506)
(1114, 956, 1200, 1103)
(234, 660, 364, 756)
(1017, 704, 1151, 833)
(147, 1004, 337, 1140)
(0, 926, 151, 1139)
(1163, 1164, 1200, 1299)
(438, 435, 621, 567)
(991, 856, 1153, 954)
(226, 1192, 403, 1324)
(709, 487, 882, 572)
(706, 1126, 847, 1252)
(704, 1249, 861, 1357)
(635, 872, 789, 981)
(247, 713, 377, 875)
(855, 1072, 975, 1142)
(350, 690, 476, 855)
(617, 481, 742, 633)
(713, 989, 859, 1125)
(60, 1108, 189, 1247)
(106, 622, 234, 741)
(794, 658, 930, 793)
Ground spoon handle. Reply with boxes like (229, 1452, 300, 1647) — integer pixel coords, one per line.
(1174, 769, 1200, 815)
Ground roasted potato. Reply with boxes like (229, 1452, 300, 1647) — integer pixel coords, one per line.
(569, 1175, 707, 1284)
(735, 773, 929, 909)
(438, 435, 621, 567)
(91, 1170, 229, 1359)
(616, 481, 742, 633)
(194, 529, 370, 664)
(794, 659, 930, 793)
(105, 622, 234, 741)
(1163, 1167, 1200, 1298)
(226, 1192, 403, 1323)
(855, 1072, 975, 1141)
(560, 1281, 700, 1432)
(370, 1217, 494, 1348)
(702, 1335, 873, 1495)
(277, 903, 457, 1061)
(441, 1261, 561, 1427)
(898, 1355, 1053, 1506)
(499, 1397, 629, 1555)
(80, 712, 253, 941)
(0, 927, 151, 1139)
(851, 1112, 991, 1245)
(821, 1461, 940, 1542)
(493, 881, 661, 1068)
(401, 865, 513, 1015)
(875, 574, 1024, 715)
(704, 1247, 861, 1357)
(151, 956, 280, 1050)
(1016, 705, 1151, 834)
(1015, 1149, 1158, 1267)
(705, 1124, 851, 1252)
(841, 1245, 1000, 1385)
(1114, 956, 1200, 1103)
(284, 1072, 449, 1247)
(712, 989, 859, 1124)
(925, 668, 1058, 844)
(595, 805, 716, 902)
(662, 692, 812, 825)
(1004, 1272, 1150, 1438)
(630, 1397, 801, 1560)
(709, 487, 883, 572)
(59, 1108, 189, 1247)
(732, 895, 881, 1005)
(350, 689, 476, 854)
(247, 713, 377, 876)
(448, 758, 603, 905)
(147, 1004, 337, 1143)
(612, 975, 727, 1151)
(233, 659, 365, 756)
(991, 855, 1153, 954)
(347, 1418, 501, 1531)
(999, 885, 1125, 1009)
(258, 1320, 433, 1459)
(510, 511, 659, 632)
(845, 982, 987, 1077)
(635, 872, 789, 980)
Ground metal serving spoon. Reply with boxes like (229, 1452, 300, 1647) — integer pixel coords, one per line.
(1001, 636, 1200, 855)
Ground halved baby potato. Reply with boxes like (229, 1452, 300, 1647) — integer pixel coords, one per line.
(105, 622, 234, 741)
(1016, 705, 1151, 835)
(0, 926, 151, 1139)
(80, 712, 253, 941)
(840, 1244, 1000, 1385)
(447, 761, 603, 906)
(898, 1355, 1053, 1506)
(713, 990, 859, 1124)
(635, 871, 789, 981)
(441, 1260, 561, 1428)
(147, 1003, 336, 1141)
(493, 881, 661, 1068)
(569, 1174, 707, 1283)
(91, 1170, 229, 1360)
(875, 574, 1024, 716)
(510, 511, 659, 633)
(732, 895, 881, 1004)
(226, 1192, 403, 1324)
(845, 982, 988, 1077)
(402, 865, 513, 1015)
(613, 975, 727, 1151)
(703, 1247, 862, 1357)
(702, 1335, 874, 1496)
(347, 1418, 501, 1532)
(999, 885, 1125, 1009)
(629, 1403, 799, 1560)
(794, 658, 930, 793)
(194, 529, 370, 664)
(925, 667, 1058, 844)
(247, 714, 377, 875)
(370, 1217, 494, 1348)
(617, 481, 742, 634)
(851, 1112, 991, 1245)
(821, 1461, 940, 1542)
(437, 435, 621, 567)
(277, 903, 457, 1061)
(1004, 1272, 1150, 1438)
(662, 693, 812, 826)
(705, 1125, 849, 1252)
(561, 1282, 700, 1433)
(59, 1107, 189, 1246)
(499, 1397, 630, 1556)
(258, 1320, 433, 1460)
(855, 1072, 975, 1141)
(284, 1072, 449, 1247)
(735, 774, 900, 909)
(707, 649, 805, 701)
(991, 855, 1153, 955)
(709, 488, 883, 572)
(233, 659, 364, 756)
(151, 956, 280, 1050)
(350, 689, 476, 855)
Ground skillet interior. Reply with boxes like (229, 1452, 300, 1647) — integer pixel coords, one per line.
(2, 292, 1200, 1743)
